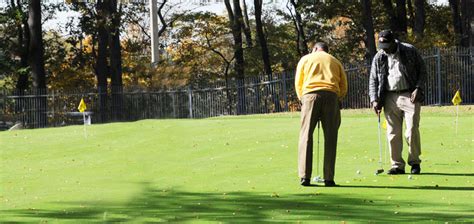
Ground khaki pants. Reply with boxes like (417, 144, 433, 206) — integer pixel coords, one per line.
(298, 91, 340, 181)
(384, 91, 421, 170)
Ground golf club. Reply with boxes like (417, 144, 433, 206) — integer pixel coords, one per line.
(313, 120, 325, 183)
(375, 113, 384, 175)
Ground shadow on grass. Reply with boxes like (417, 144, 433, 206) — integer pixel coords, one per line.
(421, 172, 474, 177)
(2, 182, 472, 222)
(339, 185, 474, 191)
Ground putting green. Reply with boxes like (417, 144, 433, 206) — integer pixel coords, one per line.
(1, 106, 473, 222)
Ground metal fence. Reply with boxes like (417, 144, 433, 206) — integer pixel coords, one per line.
(0, 47, 472, 129)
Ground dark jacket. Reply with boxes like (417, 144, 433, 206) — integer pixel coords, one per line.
(369, 40, 427, 106)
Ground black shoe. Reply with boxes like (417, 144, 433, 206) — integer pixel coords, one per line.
(300, 178, 310, 186)
(387, 168, 405, 175)
(411, 164, 421, 174)
(324, 180, 338, 187)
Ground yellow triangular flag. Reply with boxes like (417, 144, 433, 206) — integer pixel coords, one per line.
(451, 90, 462, 105)
(78, 98, 87, 112)
(382, 119, 387, 130)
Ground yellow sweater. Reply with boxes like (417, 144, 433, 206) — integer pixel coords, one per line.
(295, 51, 348, 100)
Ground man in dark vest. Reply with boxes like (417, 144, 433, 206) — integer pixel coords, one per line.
(369, 30, 426, 175)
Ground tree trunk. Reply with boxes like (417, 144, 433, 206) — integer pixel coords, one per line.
(290, 15, 302, 56)
(290, 0, 308, 56)
(151, 0, 168, 65)
(27, 0, 47, 128)
(224, 0, 246, 114)
(382, 0, 398, 32)
(449, 0, 463, 46)
(254, 0, 271, 77)
(406, 0, 414, 28)
(12, 0, 29, 126)
(460, 0, 472, 47)
(254, 0, 280, 112)
(413, 0, 425, 39)
(224, 63, 232, 115)
(96, 0, 109, 122)
(109, 0, 123, 121)
(13, 0, 30, 92)
(231, 0, 245, 80)
(362, 0, 376, 60)
(396, 0, 408, 37)
(240, 0, 252, 47)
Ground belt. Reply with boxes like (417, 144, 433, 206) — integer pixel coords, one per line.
(388, 89, 410, 94)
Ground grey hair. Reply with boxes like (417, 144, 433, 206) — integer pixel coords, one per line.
(314, 42, 329, 52)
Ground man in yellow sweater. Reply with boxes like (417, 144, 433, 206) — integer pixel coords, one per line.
(295, 42, 347, 187)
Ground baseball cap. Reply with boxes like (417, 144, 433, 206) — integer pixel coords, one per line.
(378, 30, 395, 49)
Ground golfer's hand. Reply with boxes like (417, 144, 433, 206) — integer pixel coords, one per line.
(372, 101, 381, 115)
(410, 88, 424, 103)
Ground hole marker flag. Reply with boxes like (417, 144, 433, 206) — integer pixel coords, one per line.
(78, 98, 88, 138)
(451, 90, 462, 105)
(78, 98, 87, 112)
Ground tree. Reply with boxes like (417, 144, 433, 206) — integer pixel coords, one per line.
(68, 0, 129, 121)
(254, 0, 271, 76)
(396, 0, 408, 36)
(95, 0, 110, 122)
(158, 12, 233, 83)
(382, 0, 398, 32)
(200, 13, 235, 115)
(9, 0, 30, 92)
(460, 0, 472, 47)
(224, 0, 245, 80)
(418, 3, 454, 48)
(0, 7, 18, 91)
(1, 1, 67, 127)
(413, 0, 425, 39)
(154, 0, 187, 63)
(448, 0, 471, 47)
(27, 0, 47, 127)
(224, 0, 246, 114)
(288, 0, 308, 56)
(240, 0, 252, 47)
(108, 0, 124, 120)
(407, 0, 414, 28)
(362, 0, 376, 59)
(44, 31, 95, 92)
(254, 0, 281, 112)
(381, 0, 408, 38)
(449, 0, 462, 39)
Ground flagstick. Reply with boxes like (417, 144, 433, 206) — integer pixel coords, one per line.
(83, 112, 87, 138)
(455, 105, 459, 135)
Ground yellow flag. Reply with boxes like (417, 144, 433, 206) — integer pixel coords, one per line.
(451, 90, 462, 105)
(382, 119, 387, 130)
(78, 98, 87, 112)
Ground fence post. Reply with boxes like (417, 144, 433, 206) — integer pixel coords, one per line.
(1, 90, 5, 120)
(188, 85, 193, 118)
(51, 90, 55, 126)
(436, 47, 442, 105)
(171, 91, 177, 118)
(282, 72, 288, 112)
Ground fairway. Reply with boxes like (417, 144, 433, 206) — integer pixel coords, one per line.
(1, 106, 473, 222)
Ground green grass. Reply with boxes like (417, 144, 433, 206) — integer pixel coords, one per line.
(1, 106, 473, 223)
